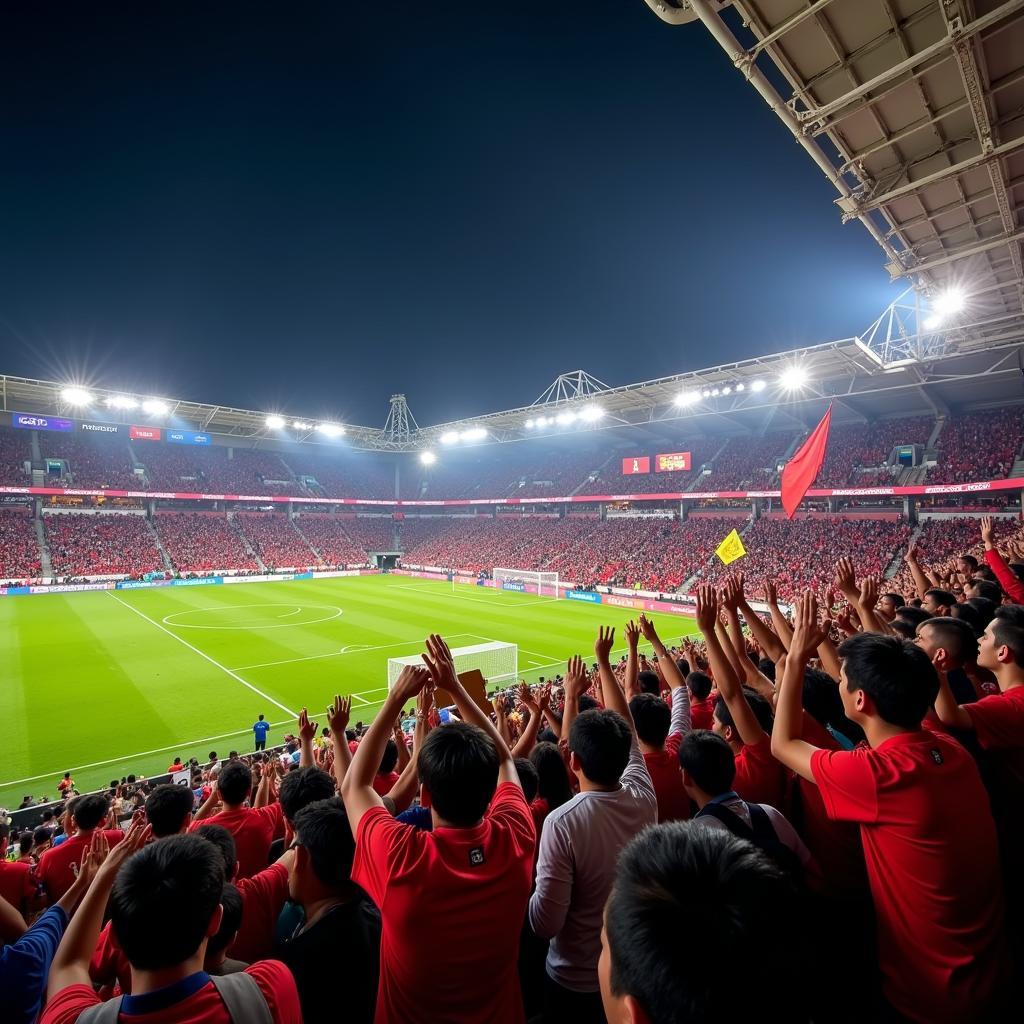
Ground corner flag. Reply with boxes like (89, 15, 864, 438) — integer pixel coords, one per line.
(715, 528, 747, 566)
(781, 404, 832, 519)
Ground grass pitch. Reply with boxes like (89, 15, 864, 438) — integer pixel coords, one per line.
(1, 575, 698, 806)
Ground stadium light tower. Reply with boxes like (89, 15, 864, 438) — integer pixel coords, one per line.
(61, 387, 93, 406)
(420, 450, 436, 465)
(383, 393, 419, 449)
(778, 366, 809, 391)
(265, 414, 285, 430)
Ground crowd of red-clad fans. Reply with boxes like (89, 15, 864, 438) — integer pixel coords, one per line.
(41, 437, 140, 491)
(698, 435, 789, 491)
(936, 408, 1022, 483)
(816, 416, 933, 487)
(0, 430, 32, 486)
(0, 510, 42, 579)
(153, 513, 259, 573)
(6, 515, 1024, 1023)
(293, 516, 373, 566)
(43, 515, 163, 578)
(235, 514, 320, 570)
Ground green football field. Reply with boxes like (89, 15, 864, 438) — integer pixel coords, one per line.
(0, 575, 698, 807)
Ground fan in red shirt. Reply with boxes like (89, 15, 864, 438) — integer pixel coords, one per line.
(42, 821, 301, 1024)
(341, 637, 535, 1024)
(189, 761, 283, 879)
(0, 823, 37, 919)
(773, 592, 1008, 1023)
(686, 671, 716, 731)
(34, 794, 124, 903)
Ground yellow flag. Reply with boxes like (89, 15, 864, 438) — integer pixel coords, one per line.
(715, 528, 747, 566)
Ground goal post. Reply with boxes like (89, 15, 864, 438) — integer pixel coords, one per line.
(388, 640, 518, 689)
(492, 568, 559, 600)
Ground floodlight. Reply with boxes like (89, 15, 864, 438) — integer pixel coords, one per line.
(923, 315, 941, 332)
(711, 388, 720, 397)
(292, 420, 313, 431)
(105, 395, 139, 410)
(578, 405, 604, 422)
(701, 389, 711, 398)
(440, 430, 460, 444)
(525, 419, 535, 429)
(675, 391, 700, 406)
(722, 386, 732, 395)
(536, 416, 551, 427)
(265, 415, 285, 430)
(932, 288, 965, 319)
(317, 423, 345, 438)
(466, 427, 488, 441)
(555, 411, 576, 425)
(735, 383, 745, 392)
(751, 379, 766, 392)
(420, 451, 436, 465)
(61, 387, 93, 406)
(778, 367, 809, 391)
(142, 399, 169, 416)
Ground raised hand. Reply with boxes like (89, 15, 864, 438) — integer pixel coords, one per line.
(595, 625, 615, 663)
(537, 685, 551, 712)
(636, 614, 658, 645)
(981, 516, 996, 547)
(859, 574, 879, 608)
(518, 681, 539, 711)
(624, 619, 641, 649)
(834, 556, 857, 595)
(422, 634, 459, 692)
(905, 541, 921, 563)
(392, 663, 432, 705)
(790, 591, 830, 662)
(721, 575, 743, 610)
(565, 654, 588, 699)
(762, 579, 777, 606)
(327, 694, 352, 736)
(298, 708, 318, 742)
(694, 584, 719, 633)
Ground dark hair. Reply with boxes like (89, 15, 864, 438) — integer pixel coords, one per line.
(678, 730, 735, 796)
(577, 694, 600, 713)
(995, 604, 1024, 629)
(838, 633, 939, 729)
(606, 823, 800, 1023)
(687, 671, 713, 700)
(925, 588, 957, 610)
(801, 667, 863, 745)
(208, 883, 243, 956)
(569, 709, 631, 787)
(713, 689, 774, 734)
(216, 761, 252, 806)
(293, 798, 356, 889)
(991, 615, 1024, 665)
(279, 766, 336, 824)
(958, 554, 979, 572)
(964, 597, 997, 630)
(378, 739, 399, 775)
(194, 824, 238, 880)
(32, 825, 52, 847)
(72, 793, 110, 831)
(675, 658, 690, 679)
(880, 591, 904, 607)
(111, 834, 224, 970)
(920, 616, 979, 663)
(968, 579, 1002, 604)
(145, 785, 196, 838)
(513, 757, 539, 803)
(889, 618, 916, 639)
(757, 657, 776, 682)
(258, 714, 265, 721)
(637, 670, 661, 696)
(417, 723, 500, 827)
(629, 694, 671, 747)
(895, 605, 931, 628)
(529, 742, 574, 810)
(18, 831, 33, 856)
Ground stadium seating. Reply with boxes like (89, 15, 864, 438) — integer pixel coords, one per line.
(154, 512, 259, 572)
(934, 408, 1022, 483)
(815, 416, 933, 488)
(39, 434, 140, 490)
(235, 513, 320, 569)
(0, 508, 41, 578)
(342, 516, 396, 552)
(0, 428, 32, 485)
(574, 441, 716, 496)
(44, 513, 163, 577)
(282, 451, 396, 500)
(293, 515, 371, 565)
(698, 434, 792, 491)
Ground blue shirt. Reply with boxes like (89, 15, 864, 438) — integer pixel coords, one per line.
(253, 720, 271, 740)
(0, 904, 69, 1024)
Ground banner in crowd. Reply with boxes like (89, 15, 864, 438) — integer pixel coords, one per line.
(129, 425, 162, 441)
(12, 412, 74, 432)
(79, 421, 124, 436)
(166, 429, 211, 445)
(715, 528, 747, 565)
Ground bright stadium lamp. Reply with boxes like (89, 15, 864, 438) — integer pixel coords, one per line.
(440, 430, 460, 444)
(142, 399, 169, 416)
(61, 387, 93, 406)
(317, 422, 345, 438)
(722, 386, 732, 395)
(674, 391, 700, 406)
(420, 451, 436, 465)
(525, 418, 535, 429)
(735, 383, 745, 392)
(462, 427, 488, 441)
(265, 415, 285, 430)
(701, 389, 711, 398)
(932, 288, 965, 319)
(711, 388, 720, 397)
(751, 379, 767, 392)
(579, 405, 604, 422)
(778, 366, 809, 391)
(292, 420, 313, 431)
(923, 315, 942, 332)
(105, 395, 139, 410)
(555, 411, 576, 425)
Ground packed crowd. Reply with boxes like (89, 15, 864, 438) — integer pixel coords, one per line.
(341, 518, 395, 554)
(575, 443, 717, 496)
(936, 408, 1022, 483)
(816, 416, 933, 487)
(283, 453, 395, 502)
(40, 437, 139, 491)
(0, 430, 32, 486)
(5, 515, 1024, 1023)
(235, 514, 320, 570)
(292, 516, 372, 566)
(0, 510, 42, 579)
(698, 435, 789, 491)
(44, 515, 163, 578)
(153, 513, 259, 573)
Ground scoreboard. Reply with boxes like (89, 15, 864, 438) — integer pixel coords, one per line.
(622, 457, 650, 475)
(655, 451, 691, 473)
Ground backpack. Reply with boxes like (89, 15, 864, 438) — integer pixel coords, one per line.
(696, 799, 805, 883)
(75, 972, 272, 1024)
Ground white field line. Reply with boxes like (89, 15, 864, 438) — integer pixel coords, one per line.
(107, 592, 298, 718)
(388, 583, 554, 609)
(231, 633, 476, 672)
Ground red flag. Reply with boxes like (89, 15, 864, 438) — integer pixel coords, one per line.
(781, 404, 832, 519)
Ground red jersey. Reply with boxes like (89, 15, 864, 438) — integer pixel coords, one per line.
(232, 861, 291, 963)
(964, 685, 1024, 788)
(35, 829, 124, 901)
(372, 771, 400, 797)
(689, 697, 715, 731)
(190, 804, 283, 879)
(90, 921, 131, 996)
(41, 961, 301, 1024)
(811, 731, 1007, 1022)
(529, 796, 550, 834)
(0, 859, 35, 916)
(351, 781, 535, 1024)
(643, 734, 690, 822)
(733, 735, 789, 813)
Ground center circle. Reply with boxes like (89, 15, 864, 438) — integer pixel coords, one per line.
(162, 603, 343, 630)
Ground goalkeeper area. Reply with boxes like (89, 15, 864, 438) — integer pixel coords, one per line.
(0, 574, 697, 806)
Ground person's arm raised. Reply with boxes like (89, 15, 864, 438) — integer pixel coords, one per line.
(931, 650, 974, 732)
(297, 708, 318, 769)
(624, 619, 641, 700)
(904, 542, 932, 603)
(386, 686, 433, 814)
(637, 614, 685, 692)
(421, 634, 521, 788)
(595, 626, 635, 732)
(341, 665, 432, 833)
(511, 684, 545, 759)
(192, 780, 220, 822)
(763, 579, 794, 650)
(771, 592, 831, 782)
(735, 576, 786, 663)
(326, 694, 353, 793)
(560, 655, 588, 746)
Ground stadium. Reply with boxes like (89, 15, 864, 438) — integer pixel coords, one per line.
(3, 3, 1024, 1023)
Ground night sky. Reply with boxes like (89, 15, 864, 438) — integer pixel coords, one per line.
(0, 2, 900, 428)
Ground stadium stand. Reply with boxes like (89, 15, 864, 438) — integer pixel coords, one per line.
(342, 516, 396, 552)
(698, 434, 792, 491)
(0, 428, 32, 485)
(815, 416, 934, 487)
(292, 514, 370, 565)
(934, 408, 1023, 483)
(0, 508, 41, 578)
(39, 434, 139, 490)
(283, 451, 395, 500)
(234, 513, 320, 569)
(44, 513, 163, 577)
(575, 440, 716, 495)
(154, 511, 259, 572)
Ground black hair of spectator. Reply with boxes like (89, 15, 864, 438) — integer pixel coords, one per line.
(687, 671, 713, 700)
(675, 658, 690, 679)
(529, 741, 575, 811)
(837, 633, 939, 729)
(995, 604, 1024, 629)
(637, 670, 661, 696)
(991, 616, 1024, 664)
(378, 739, 399, 775)
(513, 757, 539, 804)
(678, 730, 735, 796)
(629, 694, 671, 747)
(881, 591, 904, 608)
(889, 618, 916, 640)
(194, 824, 238, 881)
(144, 784, 195, 838)
(577, 694, 600, 713)
(418, 722, 500, 827)
(801, 667, 864, 745)
(72, 793, 110, 831)
(895, 605, 931, 628)
(216, 761, 252, 806)
(958, 554, 979, 572)
(18, 831, 33, 856)
(606, 823, 800, 1024)
(279, 766, 336, 824)
(111, 834, 224, 970)
(292, 797, 356, 889)
(968, 579, 1002, 604)
(714, 689, 774, 734)
(569, 709, 632, 788)
(973, 565, 998, 582)
(965, 597, 998, 630)
(207, 883, 243, 956)
(32, 825, 51, 847)
(920, 616, 979, 663)
(925, 588, 957, 610)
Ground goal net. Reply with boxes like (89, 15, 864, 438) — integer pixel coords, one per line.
(388, 640, 518, 689)
(493, 568, 559, 600)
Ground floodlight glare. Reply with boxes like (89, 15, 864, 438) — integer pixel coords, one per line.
(711, 388, 720, 397)
(105, 395, 139, 410)
(751, 379, 766, 392)
(722, 386, 732, 395)
(142, 399, 169, 416)
(674, 391, 699, 406)
(525, 419, 535, 429)
(579, 405, 604, 422)
(736, 383, 745, 392)
(265, 415, 285, 430)
(292, 420, 313, 431)
(317, 423, 345, 438)
(778, 367, 809, 391)
(420, 451, 437, 465)
(932, 288, 965, 318)
(61, 387, 93, 406)
(701, 389, 712, 399)
(923, 315, 942, 332)
(555, 411, 576, 425)
(440, 430, 460, 444)
(466, 427, 488, 440)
